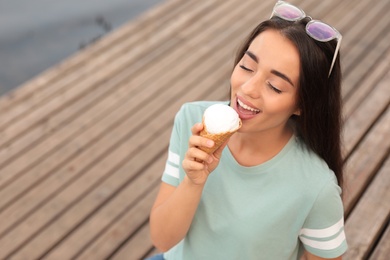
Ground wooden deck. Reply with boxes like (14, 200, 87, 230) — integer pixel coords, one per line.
(0, 0, 388, 259)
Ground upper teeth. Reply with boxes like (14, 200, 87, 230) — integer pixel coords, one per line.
(238, 99, 260, 112)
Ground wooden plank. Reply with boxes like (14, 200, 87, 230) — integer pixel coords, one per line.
(0, 0, 360, 131)
(0, 0, 233, 193)
(312, 0, 385, 65)
(343, 49, 389, 119)
(0, 0, 192, 129)
(0, 27, 239, 257)
(37, 66, 230, 259)
(110, 223, 154, 260)
(0, 0, 229, 170)
(17, 155, 165, 259)
(0, 64, 227, 258)
(337, 0, 388, 60)
(343, 70, 390, 159)
(369, 222, 390, 260)
(0, 0, 254, 236)
(344, 157, 390, 260)
(343, 105, 390, 215)
(342, 12, 390, 98)
(342, 0, 389, 76)
(0, 1, 216, 148)
(73, 186, 159, 260)
(0, 35, 175, 148)
(0, 0, 260, 212)
(320, 0, 390, 101)
(0, 0, 192, 113)
(9, 9, 244, 250)
(40, 154, 169, 259)
(343, 30, 390, 101)
(3, 31, 236, 256)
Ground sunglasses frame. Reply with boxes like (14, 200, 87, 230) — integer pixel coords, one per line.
(270, 1, 342, 77)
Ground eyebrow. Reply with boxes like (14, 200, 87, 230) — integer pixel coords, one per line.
(245, 50, 295, 87)
(271, 69, 295, 87)
(245, 50, 259, 63)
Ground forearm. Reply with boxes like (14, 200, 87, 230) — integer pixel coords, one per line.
(150, 177, 205, 252)
(150, 122, 224, 251)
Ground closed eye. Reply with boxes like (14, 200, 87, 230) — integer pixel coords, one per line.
(239, 64, 253, 72)
(267, 82, 282, 94)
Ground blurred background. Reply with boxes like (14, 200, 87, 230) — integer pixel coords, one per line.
(0, 0, 164, 96)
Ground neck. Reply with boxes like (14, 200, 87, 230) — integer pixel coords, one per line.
(228, 124, 294, 166)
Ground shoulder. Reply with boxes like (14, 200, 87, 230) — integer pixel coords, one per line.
(286, 137, 341, 201)
(291, 138, 343, 217)
(293, 137, 338, 183)
(295, 139, 347, 257)
(178, 101, 227, 114)
(175, 101, 228, 123)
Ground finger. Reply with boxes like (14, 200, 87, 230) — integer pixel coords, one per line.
(182, 155, 206, 171)
(186, 147, 213, 163)
(191, 123, 203, 135)
(189, 135, 214, 150)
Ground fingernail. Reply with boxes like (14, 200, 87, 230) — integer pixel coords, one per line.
(207, 140, 214, 147)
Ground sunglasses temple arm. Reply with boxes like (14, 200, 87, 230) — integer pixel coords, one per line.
(328, 35, 342, 77)
(270, 10, 275, 19)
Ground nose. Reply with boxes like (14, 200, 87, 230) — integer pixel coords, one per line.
(241, 74, 262, 99)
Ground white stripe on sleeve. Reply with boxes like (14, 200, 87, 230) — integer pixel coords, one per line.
(300, 230, 346, 250)
(164, 163, 179, 179)
(299, 217, 344, 238)
(168, 151, 180, 165)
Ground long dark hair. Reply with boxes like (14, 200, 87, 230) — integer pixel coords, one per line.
(234, 17, 344, 188)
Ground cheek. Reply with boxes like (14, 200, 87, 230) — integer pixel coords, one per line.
(230, 67, 240, 87)
(266, 96, 299, 116)
(230, 66, 248, 92)
(230, 68, 240, 98)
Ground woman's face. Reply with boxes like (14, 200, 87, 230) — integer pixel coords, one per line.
(230, 29, 301, 135)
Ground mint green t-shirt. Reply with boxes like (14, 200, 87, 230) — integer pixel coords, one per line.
(162, 101, 347, 260)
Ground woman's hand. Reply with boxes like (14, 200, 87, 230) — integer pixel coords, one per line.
(182, 123, 228, 186)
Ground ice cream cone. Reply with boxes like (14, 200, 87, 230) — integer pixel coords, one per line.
(199, 117, 241, 154)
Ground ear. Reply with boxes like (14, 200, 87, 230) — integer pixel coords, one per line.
(293, 108, 301, 116)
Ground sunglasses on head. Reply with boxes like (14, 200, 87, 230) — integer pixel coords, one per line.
(270, 1, 342, 77)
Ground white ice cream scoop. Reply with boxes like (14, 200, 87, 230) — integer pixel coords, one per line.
(199, 104, 241, 154)
(203, 104, 241, 134)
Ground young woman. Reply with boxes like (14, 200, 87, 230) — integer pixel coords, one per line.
(149, 1, 347, 259)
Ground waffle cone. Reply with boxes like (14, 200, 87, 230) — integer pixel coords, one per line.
(199, 117, 242, 154)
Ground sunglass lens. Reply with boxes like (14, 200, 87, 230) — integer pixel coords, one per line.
(274, 4, 304, 20)
(306, 22, 337, 41)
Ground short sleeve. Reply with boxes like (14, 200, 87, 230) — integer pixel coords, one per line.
(299, 179, 348, 258)
(161, 107, 184, 187)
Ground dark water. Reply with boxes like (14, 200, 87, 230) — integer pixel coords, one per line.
(0, 0, 165, 96)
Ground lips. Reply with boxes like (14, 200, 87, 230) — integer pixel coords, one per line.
(234, 96, 261, 120)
